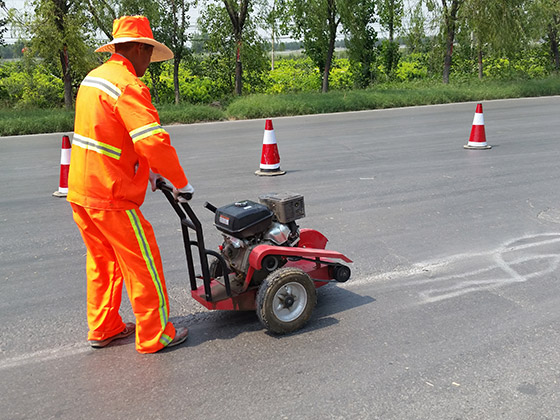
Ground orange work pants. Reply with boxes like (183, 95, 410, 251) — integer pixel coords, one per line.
(71, 203, 176, 353)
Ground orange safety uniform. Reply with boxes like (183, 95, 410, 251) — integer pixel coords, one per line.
(68, 53, 187, 353)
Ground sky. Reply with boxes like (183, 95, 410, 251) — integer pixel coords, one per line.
(2, 0, 424, 45)
(1, 0, 203, 44)
(3, 0, 27, 43)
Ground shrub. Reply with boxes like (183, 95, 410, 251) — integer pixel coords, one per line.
(266, 57, 321, 93)
(0, 61, 64, 108)
(396, 60, 428, 81)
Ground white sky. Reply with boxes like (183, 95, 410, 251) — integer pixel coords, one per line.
(2, 0, 426, 44)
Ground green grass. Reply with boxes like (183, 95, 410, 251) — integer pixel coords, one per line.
(1, 76, 560, 136)
(0, 103, 226, 136)
(0, 108, 75, 136)
(225, 76, 560, 119)
(157, 103, 226, 125)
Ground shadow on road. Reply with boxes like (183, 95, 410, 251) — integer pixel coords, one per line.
(166, 284, 375, 349)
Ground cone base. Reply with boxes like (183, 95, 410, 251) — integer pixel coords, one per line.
(52, 190, 68, 197)
(464, 144, 492, 150)
(255, 168, 286, 176)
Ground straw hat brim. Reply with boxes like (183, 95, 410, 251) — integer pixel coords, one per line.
(95, 37, 174, 63)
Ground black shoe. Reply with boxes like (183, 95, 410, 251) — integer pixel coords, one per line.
(167, 327, 189, 348)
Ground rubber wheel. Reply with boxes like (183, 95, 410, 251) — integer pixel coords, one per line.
(256, 267, 317, 334)
(330, 264, 351, 282)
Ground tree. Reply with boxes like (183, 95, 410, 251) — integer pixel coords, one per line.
(403, 1, 429, 53)
(339, 0, 378, 87)
(155, 0, 192, 104)
(27, 0, 96, 108)
(528, 0, 560, 71)
(378, 0, 403, 75)
(287, 0, 342, 93)
(222, 0, 250, 95)
(425, 0, 464, 84)
(197, 1, 268, 97)
(0, 1, 8, 51)
(461, 0, 527, 79)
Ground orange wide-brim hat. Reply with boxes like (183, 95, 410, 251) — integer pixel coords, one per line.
(95, 15, 173, 63)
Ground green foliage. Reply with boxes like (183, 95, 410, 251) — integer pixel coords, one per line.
(286, 0, 342, 91)
(144, 62, 217, 104)
(340, 0, 378, 88)
(482, 56, 548, 79)
(0, 60, 64, 108)
(265, 57, 321, 93)
(28, 0, 99, 107)
(197, 2, 269, 96)
(379, 40, 401, 79)
(395, 59, 428, 81)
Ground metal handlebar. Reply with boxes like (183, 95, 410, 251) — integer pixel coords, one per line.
(156, 178, 231, 301)
(156, 179, 192, 201)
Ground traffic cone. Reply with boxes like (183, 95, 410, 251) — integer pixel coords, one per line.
(464, 103, 491, 149)
(255, 119, 286, 176)
(53, 135, 71, 197)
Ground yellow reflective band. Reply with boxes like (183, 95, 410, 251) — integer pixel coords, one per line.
(72, 134, 122, 160)
(160, 333, 172, 346)
(126, 209, 168, 330)
(129, 122, 167, 143)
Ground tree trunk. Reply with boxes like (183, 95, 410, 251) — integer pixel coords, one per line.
(223, 0, 249, 96)
(443, 34, 453, 84)
(235, 42, 243, 95)
(478, 48, 483, 79)
(150, 73, 160, 103)
(173, 57, 180, 105)
(549, 22, 560, 71)
(60, 46, 72, 109)
(387, 2, 395, 74)
(322, 33, 336, 93)
(322, 0, 339, 93)
(441, 0, 461, 84)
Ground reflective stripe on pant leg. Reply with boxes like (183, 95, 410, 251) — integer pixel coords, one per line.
(126, 209, 168, 331)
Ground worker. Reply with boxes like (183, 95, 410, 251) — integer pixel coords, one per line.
(67, 15, 191, 353)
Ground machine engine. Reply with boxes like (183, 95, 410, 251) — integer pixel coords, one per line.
(213, 193, 305, 282)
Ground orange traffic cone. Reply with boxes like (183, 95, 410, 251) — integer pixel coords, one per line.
(255, 119, 286, 176)
(53, 135, 71, 197)
(464, 103, 491, 149)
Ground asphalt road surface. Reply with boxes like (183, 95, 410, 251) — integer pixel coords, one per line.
(2, 97, 560, 419)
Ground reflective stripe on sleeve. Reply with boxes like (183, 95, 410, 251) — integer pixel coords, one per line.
(72, 134, 122, 160)
(129, 122, 167, 143)
(81, 76, 122, 100)
(126, 209, 168, 331)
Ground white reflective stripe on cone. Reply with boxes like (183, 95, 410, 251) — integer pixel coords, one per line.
(260, 163, 281, 170)
(60, 149, 71, 165)
(472, 113, 484, 125)
(262, 131, 277, 145)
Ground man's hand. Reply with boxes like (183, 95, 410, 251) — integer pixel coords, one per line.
(173, 183, 194, 202)
(149, 170, 163, 192)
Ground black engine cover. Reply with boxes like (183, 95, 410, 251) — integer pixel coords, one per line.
(215, 200, 273, 238)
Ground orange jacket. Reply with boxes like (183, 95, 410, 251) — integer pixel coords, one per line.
(68, 54, 188, 210)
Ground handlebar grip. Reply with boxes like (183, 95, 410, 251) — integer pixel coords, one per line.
(156, 179, 171, 191)
(204, 202, 217, 214)
(178, 192, 193, 201)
